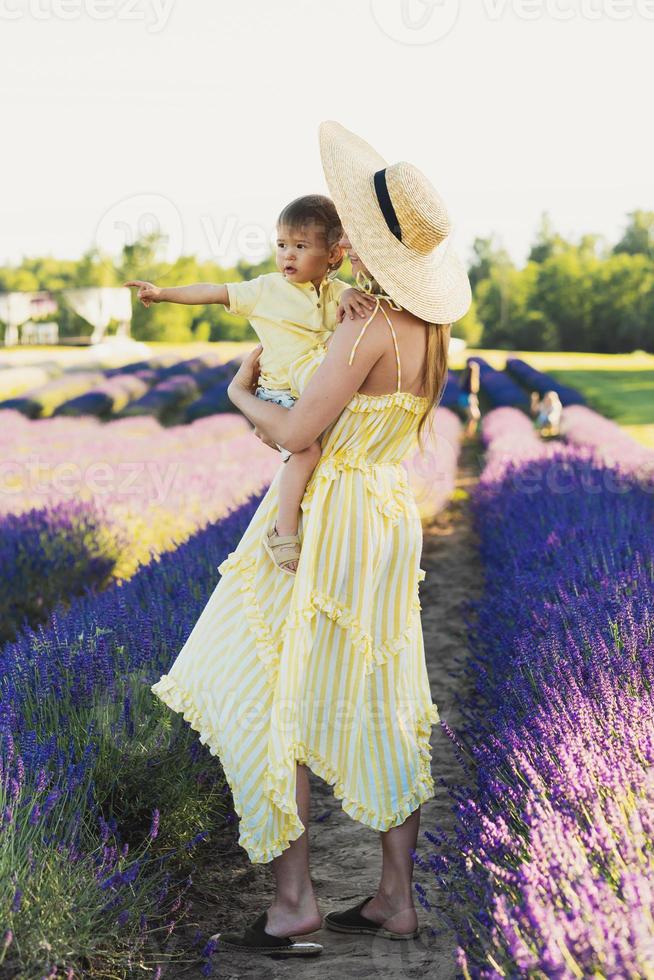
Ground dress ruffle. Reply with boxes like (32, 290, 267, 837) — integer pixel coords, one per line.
(347, 390, 430, 415)
(301, 453, 419, 526)
(262, 704, 439, 837)
(217, 551, 426, 677)
(151, 670, 439, 863)
(218, 551, 280, 672)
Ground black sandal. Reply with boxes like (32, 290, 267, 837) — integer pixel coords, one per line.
(324, 895, 420, 940)
(211, 909, 323, 958)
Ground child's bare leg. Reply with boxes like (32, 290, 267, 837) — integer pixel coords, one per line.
(275, 440, 322, 555)
(276, 440, 321, 535)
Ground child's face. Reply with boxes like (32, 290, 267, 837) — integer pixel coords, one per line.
(276, 222, 341, 286)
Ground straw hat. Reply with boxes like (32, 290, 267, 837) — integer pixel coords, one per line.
(319, 120, 472, 324)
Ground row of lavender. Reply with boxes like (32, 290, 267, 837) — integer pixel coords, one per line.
(0, 351, 240, 422)
(419, 406, 654, 976)
(467, 355, 586, 409)
(0, 409, 282, 645)
(0, 493, 264, 978)
(1, 407, 284, 973)
(1, 348, 466, 424)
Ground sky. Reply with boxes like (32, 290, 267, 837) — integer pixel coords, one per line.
(1, 0, 652, 274)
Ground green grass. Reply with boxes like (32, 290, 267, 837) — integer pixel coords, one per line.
(545, 369, 654, 424)
(548, 369, 654, 449)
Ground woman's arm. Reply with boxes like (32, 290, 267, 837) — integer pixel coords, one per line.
(228, 311, 387, 454)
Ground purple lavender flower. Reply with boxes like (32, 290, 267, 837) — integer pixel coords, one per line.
(149, 808, 160, 841)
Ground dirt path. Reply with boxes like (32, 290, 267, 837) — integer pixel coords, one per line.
(172, 438, 484, 980)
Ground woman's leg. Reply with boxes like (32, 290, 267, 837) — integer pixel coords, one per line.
(362, 807, 421, 934)
(264, 763, 322, 937)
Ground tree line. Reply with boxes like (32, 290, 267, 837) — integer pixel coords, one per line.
(455, 209, 654, 352)
(1, 210, 652, 353)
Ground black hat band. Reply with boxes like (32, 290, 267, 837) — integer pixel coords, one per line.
(373, 168, 402, 243)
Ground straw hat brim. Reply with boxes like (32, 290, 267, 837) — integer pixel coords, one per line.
(319, 121, 472, 325)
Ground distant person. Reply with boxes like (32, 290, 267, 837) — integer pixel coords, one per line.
(533, 390, 562, 437)
(457, 359, 481, 437)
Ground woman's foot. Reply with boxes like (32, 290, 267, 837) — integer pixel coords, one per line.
(264, 897, 322, 937)
(357, 892, 418, 935)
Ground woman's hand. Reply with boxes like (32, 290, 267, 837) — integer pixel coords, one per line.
(228, 343, 263, 398)
(337, 287, 378, 323)
(123, 280, 163, 308)
(252, 425, 279, 450)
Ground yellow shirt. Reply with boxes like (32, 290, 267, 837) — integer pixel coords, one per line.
(226, 272, 349, 391)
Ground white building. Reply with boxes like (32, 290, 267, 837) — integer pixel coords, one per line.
(0, 287, 133, 346)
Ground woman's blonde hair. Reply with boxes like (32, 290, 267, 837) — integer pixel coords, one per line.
(416, 321, 451, 454)
(365, 274, 451, 455)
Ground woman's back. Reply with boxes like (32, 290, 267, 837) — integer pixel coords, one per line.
(287, 300, 431, 470)
(353, 305, 430, 401)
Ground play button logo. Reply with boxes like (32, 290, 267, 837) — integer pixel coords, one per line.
(370, 0, 461, 44)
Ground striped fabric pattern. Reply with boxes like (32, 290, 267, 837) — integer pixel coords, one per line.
(151, 338, 440, 864)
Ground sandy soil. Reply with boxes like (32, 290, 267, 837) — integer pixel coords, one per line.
(168, 437, 484, 980)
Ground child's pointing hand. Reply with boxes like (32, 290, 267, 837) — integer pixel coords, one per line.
(123, 280, 162, 308)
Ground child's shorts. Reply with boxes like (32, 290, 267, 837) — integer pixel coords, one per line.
(255, 386, 297, 462)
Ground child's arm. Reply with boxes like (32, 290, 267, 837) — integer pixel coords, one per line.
(123, 280, 229, 308)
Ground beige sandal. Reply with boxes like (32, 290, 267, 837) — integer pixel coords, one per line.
(263, 523, 301, 575)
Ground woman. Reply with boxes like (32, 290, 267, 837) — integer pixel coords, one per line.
(151, 120, 472, 958)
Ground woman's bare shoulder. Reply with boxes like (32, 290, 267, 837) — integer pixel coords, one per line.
(327, 304, 392, 352)
(326, 301, 428, 368)
(378, 303, 430, 344)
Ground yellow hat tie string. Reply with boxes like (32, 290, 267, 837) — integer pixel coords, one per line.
(347, 272, 403, 393)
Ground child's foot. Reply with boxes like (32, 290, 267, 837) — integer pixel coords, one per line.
(263, 521, 301, 575)
(274, 520, 300, 572)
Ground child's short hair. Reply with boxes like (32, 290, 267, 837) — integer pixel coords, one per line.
(277, 194, 343, 250)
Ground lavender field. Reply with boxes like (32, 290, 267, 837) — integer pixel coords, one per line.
(0, 344, 465, 978)
(2, 345, 653, 978)
(418, 402, 654, 978)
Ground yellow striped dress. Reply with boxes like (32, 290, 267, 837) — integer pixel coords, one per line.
(151, 306, 440, 863)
